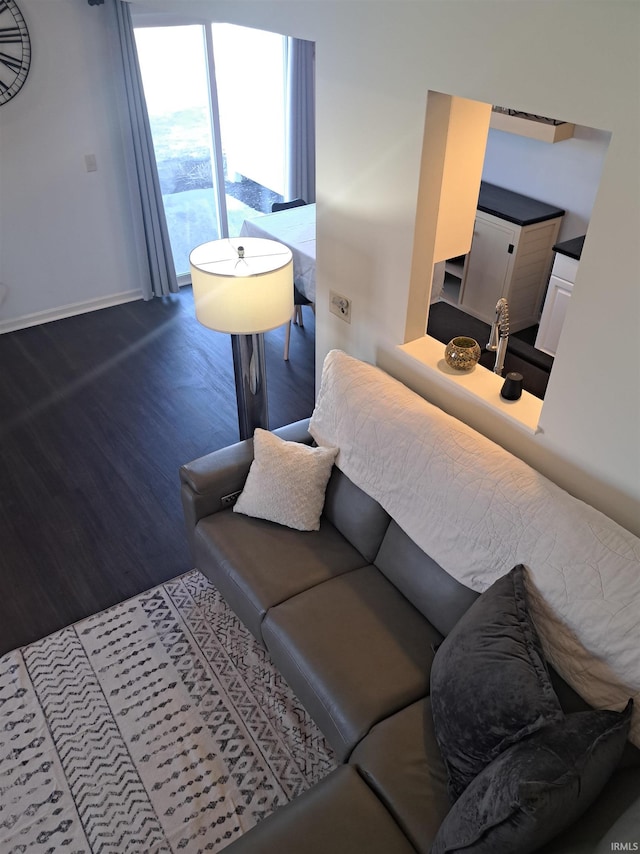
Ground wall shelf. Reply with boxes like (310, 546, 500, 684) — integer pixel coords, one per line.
(490, 111, 575, 143)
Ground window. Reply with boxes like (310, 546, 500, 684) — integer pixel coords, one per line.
(134, 24, 287, 277)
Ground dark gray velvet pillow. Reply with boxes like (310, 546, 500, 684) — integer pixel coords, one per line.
(430, 565, 563, 800)
(431, 701, 633, 854)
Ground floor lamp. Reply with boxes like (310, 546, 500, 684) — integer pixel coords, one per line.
(190, 237, 294, 441)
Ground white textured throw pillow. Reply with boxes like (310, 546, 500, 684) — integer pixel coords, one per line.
(233, 429, 338, 531)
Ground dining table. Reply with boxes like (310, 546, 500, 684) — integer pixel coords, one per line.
(239, 203, 316, 303)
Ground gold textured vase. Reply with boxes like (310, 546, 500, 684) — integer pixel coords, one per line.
(444, 336, 481, 371)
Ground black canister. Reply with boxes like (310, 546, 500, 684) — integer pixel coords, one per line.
(500, 372, 523, 401)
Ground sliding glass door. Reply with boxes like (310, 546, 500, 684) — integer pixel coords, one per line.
(212, 25, 286, 236)
(134, 24, 287, 277)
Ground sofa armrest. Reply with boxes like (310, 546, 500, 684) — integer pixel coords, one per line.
(180, 419, 313, 532)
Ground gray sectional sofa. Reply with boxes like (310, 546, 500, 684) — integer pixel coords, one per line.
(179, 353, 640, 853)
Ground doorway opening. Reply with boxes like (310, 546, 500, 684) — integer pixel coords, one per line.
(413, 92, 611, 400)
(134, 23, 287, 277)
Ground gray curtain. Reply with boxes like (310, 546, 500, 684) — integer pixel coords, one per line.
(286, 38, 316, 204)
(109, 0, 178, 299)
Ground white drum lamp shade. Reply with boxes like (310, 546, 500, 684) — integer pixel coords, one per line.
(189, 237, 293, 334)
(189, 237, 294, 441)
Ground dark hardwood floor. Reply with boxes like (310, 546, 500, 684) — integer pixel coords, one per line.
(0, 287, 316, 655)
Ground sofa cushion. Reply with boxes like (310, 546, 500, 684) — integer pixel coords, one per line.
(194, 511, 369, 642)
(234, 428, 338, 531)
(593, 773, 640, 854)
(263, 565, 442, 760)
(431, 702, 632, 854)
(350, 698, 450, 854)
(221, 765, 416, 854)
(374, 521, 478, 636)
(430, 565, 563, 800)
(322, 468, 391, 562)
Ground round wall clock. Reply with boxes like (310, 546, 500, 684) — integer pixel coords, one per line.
(0, 0, 31, 106)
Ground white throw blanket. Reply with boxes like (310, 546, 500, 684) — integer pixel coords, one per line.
(309, 350, 640, 746)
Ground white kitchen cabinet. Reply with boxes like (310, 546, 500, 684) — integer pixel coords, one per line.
(535, 252, 580, 357)
(459, 209, 562, 332)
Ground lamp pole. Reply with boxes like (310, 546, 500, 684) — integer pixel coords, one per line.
(231, 333, 268, 440)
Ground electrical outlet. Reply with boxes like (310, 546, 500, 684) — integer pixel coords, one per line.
(329, 290, 351, 323)
(221, 490, 242, 507)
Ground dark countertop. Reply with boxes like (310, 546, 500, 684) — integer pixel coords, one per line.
(478, 182, 565, 226)
(552, 234, 585, 260)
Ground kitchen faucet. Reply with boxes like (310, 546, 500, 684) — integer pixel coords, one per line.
(487, 298, 510, 375)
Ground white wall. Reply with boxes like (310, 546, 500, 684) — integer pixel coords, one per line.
(0, 0, 143, 332)
(2, 0, 639, 535)
(483, 124, 611, 241)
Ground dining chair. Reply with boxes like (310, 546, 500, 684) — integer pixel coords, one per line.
(272, 198, 307, 212)
(271, 200, 315, 360)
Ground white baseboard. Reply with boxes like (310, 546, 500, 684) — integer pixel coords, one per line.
(0, 289, 144, 335)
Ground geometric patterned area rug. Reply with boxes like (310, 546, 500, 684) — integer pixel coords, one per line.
(0, 570, 336, 853)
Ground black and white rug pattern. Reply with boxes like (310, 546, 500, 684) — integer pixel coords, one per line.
(0, 570, 336, 853)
